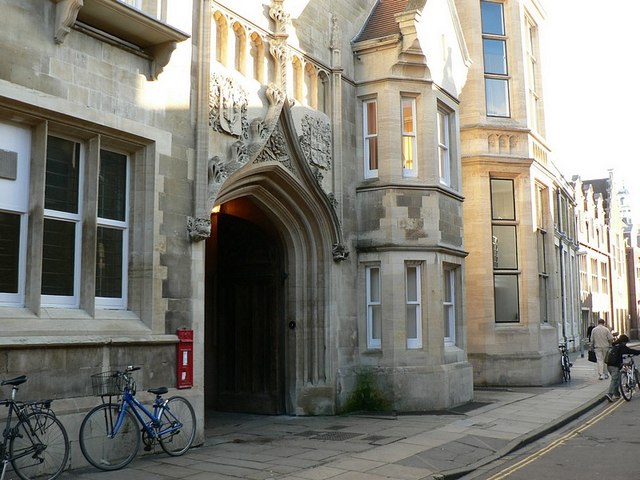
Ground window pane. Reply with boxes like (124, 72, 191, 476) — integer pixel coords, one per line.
(444, 270, 452, 302)
(444, 304, 453, 338)
(369, 267, 380, 303)
(483, 39, 507, 74)
(481, 1, 504, 35)
(0, 212, 20, 293)
(406, 305, 418, 338)
(42, 219, 75, 296)
(402, 98, 414, 134)
(96, 227, 123, 298)
(490, 179, 515, 220)
(99, 150, 127, 221)
(485, 78, 510, 117)
(367, 137, 378, 170)
(371, 305, 381, 340)
(45, 136, 80, 213)
(402, 136, 414, 171)
(406, 266, 417, 302)
(366, 102, 377, 135)
(492, 225, 517, 269)
(494, 274, 519, 322)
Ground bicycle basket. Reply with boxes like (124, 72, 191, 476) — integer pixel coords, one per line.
(91, 371, 123, 396)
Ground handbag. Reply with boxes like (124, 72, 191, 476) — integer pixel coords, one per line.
(588, 349, 597, 363)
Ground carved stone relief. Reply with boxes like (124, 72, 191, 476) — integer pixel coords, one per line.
(209, 73, 249, 138)
(299, 115, 332, 171)
(254, 125, 295, 174)
(186, 216, 211, 241)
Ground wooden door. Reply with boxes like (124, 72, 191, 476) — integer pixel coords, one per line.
(213, 213, 284, 414)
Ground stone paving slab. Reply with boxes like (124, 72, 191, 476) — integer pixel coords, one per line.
(35, 353, 610, 480)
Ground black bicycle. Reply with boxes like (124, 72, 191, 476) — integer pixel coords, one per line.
(0, 376, 69, 480)
(559, 340, 573, 382)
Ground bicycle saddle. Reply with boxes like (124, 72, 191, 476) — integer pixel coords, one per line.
(1, 375, 27, 387)
(147, 387, 168, 395)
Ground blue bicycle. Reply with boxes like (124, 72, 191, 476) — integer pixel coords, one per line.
(78, 366, 196, 471)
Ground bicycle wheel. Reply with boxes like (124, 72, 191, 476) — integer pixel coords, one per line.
(10, 412, 69, 480)
(79, 403, 140, 471)
(158, 396, 196, 456)
(561, 356, 571, 382)
(620, 371, 634, 401)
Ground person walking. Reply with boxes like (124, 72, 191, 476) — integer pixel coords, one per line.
(591, 318, 613, 380)
(605, 334, 640, 402)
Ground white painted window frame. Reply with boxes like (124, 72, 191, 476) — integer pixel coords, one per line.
(401, 96, 417, 177)
(363, 99, 378, 179)
(444, 268, 456, 346)
(437, 107, 451, 186)
(405, 263, 422, 349)
(366, 265, 382, 349)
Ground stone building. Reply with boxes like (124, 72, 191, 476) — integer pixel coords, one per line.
(0, 1, 588, 471)
(456, 0, 581, 385)
(574, 172, 629, 337)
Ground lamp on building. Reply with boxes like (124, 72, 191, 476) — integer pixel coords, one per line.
(211, 205, 221, 214)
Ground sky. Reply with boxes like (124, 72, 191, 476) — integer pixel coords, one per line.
(542, 1, 640, 213)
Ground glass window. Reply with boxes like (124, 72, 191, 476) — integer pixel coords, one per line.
(401, 97, 417, 176)
(483, 39, 507, 74)
(492, 225, 517, 269)
(481, 1, 510, 118)
(405, 264, 421, 349)
(481, 1, 505, 35)
(490, 179, 515, 220)
(494, 274, 519, 322)
(485, 78, 510, 117)
(0, 212, 20, 294)
(42, 136, 82, 306)
(96, 149, 129, 307)
(363, 100, 378, 178)
(366, 266, 381, 349)
(444, 268, 456, 345)
(437, 108, 451, 186)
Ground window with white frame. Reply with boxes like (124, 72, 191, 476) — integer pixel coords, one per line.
(42, 136, 83, 307)
(363, 99, 378, 178)
(401, 97, 417, 177)
(0, 122, 30, 306)
(525, 15, 542, 133)
(405, 263, 422, 349)
(96, 149, 129, 308)
(437, 107, 451, 186)
(0, 124, 131, 311)
(481, 1, 510, 117)
(365, 265, 382, 349)
(443, 267, 457, 345)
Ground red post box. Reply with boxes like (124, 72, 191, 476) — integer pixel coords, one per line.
(176, 328, 193, 389)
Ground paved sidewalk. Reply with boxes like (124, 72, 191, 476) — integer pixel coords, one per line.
(57, 353, 609, 480)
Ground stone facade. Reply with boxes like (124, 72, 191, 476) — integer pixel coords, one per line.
(3, 2, 619, 474)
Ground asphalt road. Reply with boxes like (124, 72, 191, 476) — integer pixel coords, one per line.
(463, 395, 639, 479)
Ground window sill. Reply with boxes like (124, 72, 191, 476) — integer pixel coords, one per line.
(51, 0, 189, 80)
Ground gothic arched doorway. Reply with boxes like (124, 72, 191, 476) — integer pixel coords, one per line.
(205, 197, 285, 414)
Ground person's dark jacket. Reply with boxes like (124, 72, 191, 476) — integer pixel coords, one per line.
(608, 343, 640, 369)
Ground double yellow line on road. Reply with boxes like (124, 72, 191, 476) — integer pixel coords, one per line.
(486, 400, 625, 480)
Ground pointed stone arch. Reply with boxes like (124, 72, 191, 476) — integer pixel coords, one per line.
(205, 96, 347, 414)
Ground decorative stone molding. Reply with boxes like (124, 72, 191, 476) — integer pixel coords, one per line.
(488, 133, 518, 155)
(269, 0, 291, 90)
(209, 74, 249, 138)
(51, 0, 83, 44)
(299, 115, 332, 171)
(186, 216, 211, 242)
(254, 125, 295, 174)
(147, 41, 178, 81)
(332, 242, 350, 262)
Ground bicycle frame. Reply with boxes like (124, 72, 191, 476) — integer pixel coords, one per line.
(109, 389, 181, 440)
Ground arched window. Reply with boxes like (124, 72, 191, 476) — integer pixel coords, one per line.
(250, 32, 265, 83)
(213, 11, 228, 66)
(317, 71, 330, 114)
(233, 22, 247, 75)
(292, 57, 303, 102)
(304, 63, 317, 108)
